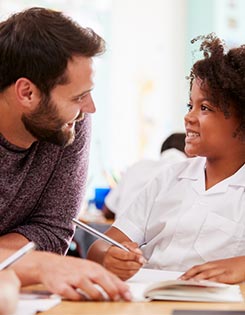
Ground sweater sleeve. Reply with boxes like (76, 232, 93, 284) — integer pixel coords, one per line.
(12, 114, 91, 254)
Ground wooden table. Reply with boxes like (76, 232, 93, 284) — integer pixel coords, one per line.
(37, 284, 245, 315)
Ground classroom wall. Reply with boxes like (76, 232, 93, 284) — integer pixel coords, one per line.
(90, 0, 188, 189)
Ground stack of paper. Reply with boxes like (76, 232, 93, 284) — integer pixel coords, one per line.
(14, 291, 61, 315)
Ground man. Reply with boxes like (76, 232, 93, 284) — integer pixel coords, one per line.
(0, 7, 131, 301)
(0, 7, 97, 253)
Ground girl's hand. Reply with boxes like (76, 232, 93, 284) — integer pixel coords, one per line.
(103, 242, 147, 280)
(180, 256, 245, 284)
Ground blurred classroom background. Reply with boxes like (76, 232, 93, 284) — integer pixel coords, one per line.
(1, 0, 244, 204)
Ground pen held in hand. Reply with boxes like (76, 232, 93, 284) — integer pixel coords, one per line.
(0, 241, 36, 271)
(72, 218, 130, 252)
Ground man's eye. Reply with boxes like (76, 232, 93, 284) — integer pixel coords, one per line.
(76, 93, 90, 103)
(76, 96, 84, 102)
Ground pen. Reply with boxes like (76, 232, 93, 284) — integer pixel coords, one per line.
(0, 242, 36, 271)
(72, 218, 130, 252)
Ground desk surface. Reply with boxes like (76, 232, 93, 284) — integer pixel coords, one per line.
(38, 284, 245, 315)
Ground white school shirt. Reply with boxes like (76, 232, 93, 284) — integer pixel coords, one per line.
(113, 157, 245, 272)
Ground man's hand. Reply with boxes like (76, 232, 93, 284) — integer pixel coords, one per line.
(180, 256, 245, 284)
(37, 253, 132, 301)
(103, 242, 147, 281)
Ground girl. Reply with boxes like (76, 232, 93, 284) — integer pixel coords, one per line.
(87, 34, 245, 282)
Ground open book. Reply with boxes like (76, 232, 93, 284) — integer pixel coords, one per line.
(142, 278, 243, 302)
(127, 269, 243, 302)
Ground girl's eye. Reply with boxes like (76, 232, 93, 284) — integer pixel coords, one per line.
(201, 104, 211, 111)
(186, 103, 192, 112)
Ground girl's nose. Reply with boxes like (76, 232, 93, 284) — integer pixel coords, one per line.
(184, 110, 196, 124)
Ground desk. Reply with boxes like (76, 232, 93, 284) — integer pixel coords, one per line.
(37, 284, 245, 315)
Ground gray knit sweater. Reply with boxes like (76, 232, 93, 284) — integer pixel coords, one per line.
(0, 114, 91, 254)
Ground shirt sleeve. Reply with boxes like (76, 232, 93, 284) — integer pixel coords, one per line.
(12, 114, 91, 254)
(113, 175, 161, 245)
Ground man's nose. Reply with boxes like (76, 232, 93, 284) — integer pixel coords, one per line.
(82, 94, 96, 113)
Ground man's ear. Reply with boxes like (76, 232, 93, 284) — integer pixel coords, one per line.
(14, 78, 40, 109)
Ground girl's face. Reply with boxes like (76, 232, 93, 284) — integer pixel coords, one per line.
(184, 78, 242, 160)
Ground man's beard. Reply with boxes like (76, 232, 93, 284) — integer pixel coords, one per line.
(21, 94, 75, 147)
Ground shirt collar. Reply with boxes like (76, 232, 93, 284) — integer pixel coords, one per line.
(178, 158, 245, 193)
(178, 157, 205, 181)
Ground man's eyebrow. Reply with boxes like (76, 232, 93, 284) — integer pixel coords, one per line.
(72, 88, 94, 99)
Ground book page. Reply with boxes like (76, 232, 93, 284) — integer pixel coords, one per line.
(127, 268, 182, 301)
(128, 268, 182, 283)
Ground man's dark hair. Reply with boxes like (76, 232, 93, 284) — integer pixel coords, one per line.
(0, 7, 105, 94)
(189, 33, 245, 140)
(160, 133, 186, 154)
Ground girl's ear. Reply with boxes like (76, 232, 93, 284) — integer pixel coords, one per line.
(14, 78, 40, 109)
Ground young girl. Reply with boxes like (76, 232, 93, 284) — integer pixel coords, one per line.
(87, 34, 245, 281)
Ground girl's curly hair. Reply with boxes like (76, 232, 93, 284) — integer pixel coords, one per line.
(189, 33, 245, 140)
